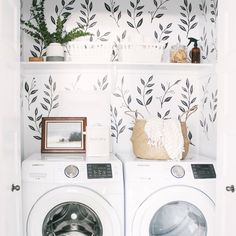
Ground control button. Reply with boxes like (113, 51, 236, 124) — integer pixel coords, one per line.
(64, 165, 79, 178)
(171, 165, 185, 178)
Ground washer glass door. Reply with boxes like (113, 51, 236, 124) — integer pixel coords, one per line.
(149, 201, 207, 236)
(42, 201, 102, 236)
(27, 186, 122, 236)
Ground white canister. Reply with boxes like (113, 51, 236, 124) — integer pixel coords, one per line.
(46, 43, 64, 61)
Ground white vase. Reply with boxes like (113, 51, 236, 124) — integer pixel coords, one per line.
(46, 43, 64, 61)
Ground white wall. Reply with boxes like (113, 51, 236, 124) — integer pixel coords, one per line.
(21, 0, 218, 159)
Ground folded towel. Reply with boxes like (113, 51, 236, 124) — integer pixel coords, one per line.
(144, 117, 184, 160)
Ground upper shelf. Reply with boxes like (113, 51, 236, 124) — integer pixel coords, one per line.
(21, 61, 215, 74)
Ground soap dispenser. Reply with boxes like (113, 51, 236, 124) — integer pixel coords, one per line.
(187, 37, 200, 63)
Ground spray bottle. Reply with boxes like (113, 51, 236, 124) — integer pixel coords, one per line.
(187, 37, 200, 63)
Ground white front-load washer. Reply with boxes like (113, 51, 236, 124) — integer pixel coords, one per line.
(22, 153, 124, 236)
(117, 153, 216, 236)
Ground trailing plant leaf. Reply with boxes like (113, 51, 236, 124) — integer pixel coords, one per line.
(77, 0, 97, 32)
(209, 89, 217, 123)
(110, 105, 126, 143)
(126, 0, 144, 32)
(113, 76, 143, 120)
(41, 76, 59, 117)
(154, 22, 172, 47)
(136, 75, 154, 113)
(178, 78, 197, 122)
(210, 0, 218, 24)
(27, 107, 42, 140)
(199, 0, 207, 21)
(24, 77, 38, 111)
(157, 80, 180, 108)
(93, 75, 109, 91)
(111, 30, 126, 61)
(104, 0, 122, 27)
(178, 0, 198, 38)
(149, 0, 170, 23)
(200, 27, 209, 61)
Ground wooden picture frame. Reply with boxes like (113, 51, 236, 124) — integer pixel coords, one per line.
(41, 117, 87, 153)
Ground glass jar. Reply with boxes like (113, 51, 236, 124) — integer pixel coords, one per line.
(170, 44, 188, 63)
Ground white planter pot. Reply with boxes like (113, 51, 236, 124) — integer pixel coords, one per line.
(46, 43, 64, 61)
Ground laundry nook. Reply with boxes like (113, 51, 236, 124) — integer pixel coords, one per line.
(0, 0, 236, 235)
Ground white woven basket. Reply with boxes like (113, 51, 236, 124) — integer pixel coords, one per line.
(65, 42, 112, 62)
(118, 43, 163, 63)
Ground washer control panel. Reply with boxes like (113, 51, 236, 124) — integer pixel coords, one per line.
(171, 165, 185, 178)
(87, 163, 112, 179)
(191, 164, 216, 179)
(64, 165, 79, 178)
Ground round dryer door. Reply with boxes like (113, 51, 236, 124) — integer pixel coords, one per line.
(132, 186, 215, 236)
(26, 186, 122, 236)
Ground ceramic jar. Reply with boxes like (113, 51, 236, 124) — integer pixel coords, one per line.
(46, 43, 64, 61)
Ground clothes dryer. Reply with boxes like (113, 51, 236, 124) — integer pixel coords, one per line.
(117, 153, 216, 236)
(22, 153, 124, 236)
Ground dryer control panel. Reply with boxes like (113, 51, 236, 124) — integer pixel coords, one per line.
(191, 164, 216, 179)
(87, 163, 112, 179)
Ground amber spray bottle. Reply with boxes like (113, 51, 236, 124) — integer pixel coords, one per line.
(187, 37, 200, 63)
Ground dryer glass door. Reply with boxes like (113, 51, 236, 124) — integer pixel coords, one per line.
(132, 186, 215, 236)
(149, 201, 207, 236)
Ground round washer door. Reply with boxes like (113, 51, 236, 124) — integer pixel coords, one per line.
(132, 186, 215, 236)
(27, 186, 122, 236)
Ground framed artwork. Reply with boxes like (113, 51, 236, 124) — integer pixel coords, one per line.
(41, 117, 87, 153)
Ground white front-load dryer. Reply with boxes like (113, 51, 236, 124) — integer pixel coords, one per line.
(22, 153, 124, 236)
(117, 153, 216, 236)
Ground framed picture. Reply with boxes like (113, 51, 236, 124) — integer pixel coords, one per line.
(41, 117, 87, 153)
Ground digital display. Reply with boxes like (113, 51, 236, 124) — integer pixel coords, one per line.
(191, 164, 216, 179)
(87, 163, 112, 179)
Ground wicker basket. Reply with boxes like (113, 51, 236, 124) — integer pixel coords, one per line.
(65, 42, 112, 62)
(131, 119, 190, 160)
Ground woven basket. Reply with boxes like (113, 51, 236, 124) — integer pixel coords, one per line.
(131, 119, 190, 160)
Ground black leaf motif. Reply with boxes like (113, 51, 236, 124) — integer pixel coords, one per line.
(28, 116, 34, 121)
(155, 14, 164, 18)
(25, 82, 29, 92)
(161, 83, 166, 91)
(178, 25, 186, 32)
(181, 100, 188, 107)
(137, 87, 142, 94)
(119, 126, 126, 134)
(51, 16, 55, 25)
(127, 21, 134, 28)
(137, 18, 143, 28)
(41, 103, 48, 111)
(164, 97, 172, 102)
(128, 95, 132, 104)
(136, 98, 144, 106)
(104, 3, 111, 11)
(146, 89, 153, 95)
(146, 96, 153, 105)
(29, 125, 35, 131)
(179, 106, 186, 112)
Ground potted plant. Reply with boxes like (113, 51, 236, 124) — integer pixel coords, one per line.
(21, 0, 90, 61)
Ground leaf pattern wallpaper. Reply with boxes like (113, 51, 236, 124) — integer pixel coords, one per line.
(21, 0, 217, 159)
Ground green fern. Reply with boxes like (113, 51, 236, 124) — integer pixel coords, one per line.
(21, 0, 90, 48)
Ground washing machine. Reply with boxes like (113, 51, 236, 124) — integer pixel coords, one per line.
(117, 153, 216, 236)
(22, 153, 124, 236)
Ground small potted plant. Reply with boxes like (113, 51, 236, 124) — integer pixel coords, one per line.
(21, 0, 90, 61)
